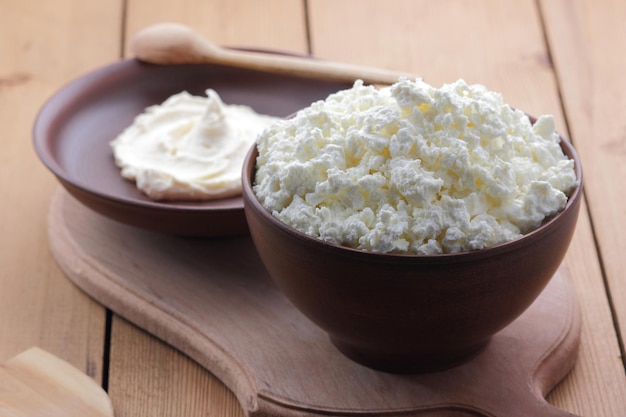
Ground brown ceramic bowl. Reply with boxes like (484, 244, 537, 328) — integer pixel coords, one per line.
(242, 132, 583, 373)
(33, 58, 350, 237)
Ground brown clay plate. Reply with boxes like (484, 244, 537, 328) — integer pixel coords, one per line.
(33, 58, 351, 237)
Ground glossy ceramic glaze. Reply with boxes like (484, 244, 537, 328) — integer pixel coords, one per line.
(242, 133, 583, 373)
(33, 58, 351, 237)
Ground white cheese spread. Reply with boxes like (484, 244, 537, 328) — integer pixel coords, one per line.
(253, 79, 578, 254)
(111, 89, 279, 201)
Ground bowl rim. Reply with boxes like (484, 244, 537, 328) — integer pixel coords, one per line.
(32, 58, 244, 215)
(32, 57, 354, 236)
(242, 128, 583, 263)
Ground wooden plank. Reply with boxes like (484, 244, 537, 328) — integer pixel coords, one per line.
(125, 0, 308, 55)
(308, 0, 565, 130)
(109, 318, 243, 417)
(0, 0, 121, 383)
(539, 0, 626, 371)
(537, 1, 626, 413)
(107, 1, 309, 416)
(308, 0, 626, 416)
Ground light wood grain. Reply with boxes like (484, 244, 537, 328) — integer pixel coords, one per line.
(0, 347, 114, 417)
(109, 318, 243, 417)
(0, 0, 120, 381)
(308, 1, 626, 415)
(2, 0, 625, 416)
(539, 0, 626, 367)
(534, 1, 626, 413)
(125, 0, 309, 56)
(308, 0, 565, 130)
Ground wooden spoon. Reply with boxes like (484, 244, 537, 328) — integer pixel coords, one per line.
(0, 347, 114, 416)
(130, 22, 415, 85)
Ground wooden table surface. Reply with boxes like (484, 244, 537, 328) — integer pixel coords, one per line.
(1, 1, 625, 416)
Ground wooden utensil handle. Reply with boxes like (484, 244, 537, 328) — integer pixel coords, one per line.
(130, 23, 415, 85)
(213, 47, 412, 85)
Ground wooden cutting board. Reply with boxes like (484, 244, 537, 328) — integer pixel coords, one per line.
(47, 188, 582, 417)
(0, 347, 113, 416)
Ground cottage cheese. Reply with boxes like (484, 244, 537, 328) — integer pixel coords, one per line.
(253, 79, 578, 254)
(111, 89, 279, 201)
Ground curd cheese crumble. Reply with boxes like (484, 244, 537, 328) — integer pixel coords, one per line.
(253, 79, 578, 254)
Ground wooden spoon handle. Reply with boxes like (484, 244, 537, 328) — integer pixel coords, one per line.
(131, 23, 415, 85)
(209, 47, 412, 85)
